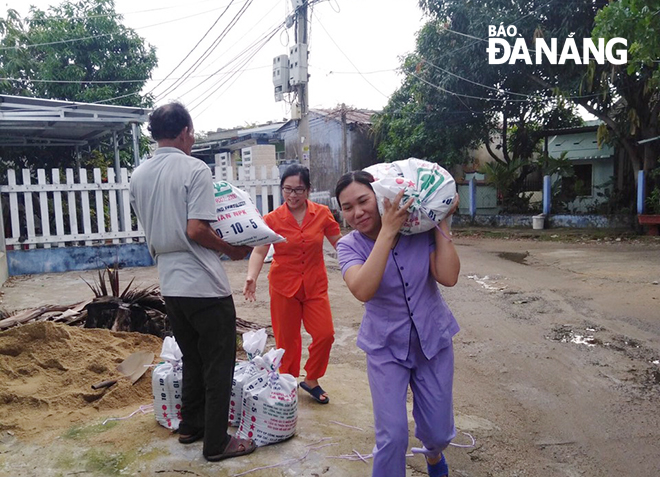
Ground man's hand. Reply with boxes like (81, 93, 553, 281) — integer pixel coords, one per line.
(186, 219, 251, 259)
(224, 244, 252, 261)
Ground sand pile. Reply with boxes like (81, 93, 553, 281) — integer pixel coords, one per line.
(0, 321, 163, 436)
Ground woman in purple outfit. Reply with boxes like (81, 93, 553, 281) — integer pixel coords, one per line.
(334, 170, 460, 477)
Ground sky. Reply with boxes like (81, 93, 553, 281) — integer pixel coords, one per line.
(2, 0, 428, 133)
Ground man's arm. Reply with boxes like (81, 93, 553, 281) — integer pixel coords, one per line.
(187, 219, 251, 260)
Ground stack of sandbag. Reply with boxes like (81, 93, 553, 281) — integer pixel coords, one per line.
(364, 158, 457, 234)
(236, 348, 298, 446)
(229, 328, 268, 426)
(211, 181, 285, 246)
(152, 336, 183, 430)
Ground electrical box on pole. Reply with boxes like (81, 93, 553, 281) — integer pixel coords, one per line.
(272, 55, 290, 102)
(288, 43, 308, 86)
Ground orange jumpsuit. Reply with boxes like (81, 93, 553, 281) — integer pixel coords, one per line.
(263, 200, 341, 379)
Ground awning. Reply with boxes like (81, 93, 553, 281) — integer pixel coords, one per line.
(0, 94, 150, 148)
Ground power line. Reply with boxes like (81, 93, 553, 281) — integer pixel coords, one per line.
(188, 20, 284, 113)
(310, 66, 399, 76)
(86, 0, 281, 109)
(0, 5, 233, 51)
(0, 65, 271, 85)
(182, 15, 285, 102)
(173, 1, 286, 110)
(153, 0, 256, 101)
(421, 60, 531, 98)
(311, 9, 389, 100)
(146, 0, 239, 98)
(18, 0, 225, 22)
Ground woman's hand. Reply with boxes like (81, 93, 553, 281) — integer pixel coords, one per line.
(243, 277, 257, 302)
(380, 189, 414, 239)
(444, 193, 460, 219)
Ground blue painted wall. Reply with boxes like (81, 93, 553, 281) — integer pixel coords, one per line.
(7, 243, 155, 276)
(452, 213, 634, 229)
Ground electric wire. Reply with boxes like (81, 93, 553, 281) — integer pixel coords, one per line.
(152, 0, 254, 101)
(146, 0, 239, 98)
(187, 20, 285, 114)
(174, 0, 284, 101)
(18, 0, 223, 22)
(0, 5, 234, 51)
(310, 9, 389, 99)
(0, 65, 271, 85)
(88, 0, 280, 108)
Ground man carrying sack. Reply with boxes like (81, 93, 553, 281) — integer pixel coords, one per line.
(130, 102, 256, 462)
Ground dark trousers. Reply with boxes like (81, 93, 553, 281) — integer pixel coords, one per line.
(164, 295, 237, 457)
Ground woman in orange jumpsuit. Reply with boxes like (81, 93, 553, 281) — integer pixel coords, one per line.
(243, 165, 341, 404)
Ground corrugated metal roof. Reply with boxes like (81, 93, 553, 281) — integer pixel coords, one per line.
(206, 121, 288, 141)
(0, 94, 149, 147)
(311, 108, 377, 125)
(548, 129, 613, 160)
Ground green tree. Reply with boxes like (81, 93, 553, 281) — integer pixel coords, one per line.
(373, 0, 586, 211)
(0, 0, 157, 106)
(0, 0, 157, 173)
(591, 0, 660, 202)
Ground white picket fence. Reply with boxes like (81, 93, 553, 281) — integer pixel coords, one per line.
(0, 165, 281, 249)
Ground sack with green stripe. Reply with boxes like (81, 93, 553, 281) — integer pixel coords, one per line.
(211, 181, 285, 247)
(364, 158, 456, 235)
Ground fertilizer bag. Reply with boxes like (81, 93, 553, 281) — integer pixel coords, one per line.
(236, 348, 298, 446)
(364, 158, 456, 235)
(152, 336, 183, 430)
(211, 181, 285, 247)
(228, 328, 269, 426)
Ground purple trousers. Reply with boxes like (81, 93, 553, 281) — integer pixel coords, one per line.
(366, 326, 455, 477)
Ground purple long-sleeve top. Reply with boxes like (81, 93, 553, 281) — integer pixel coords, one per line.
(337, 230, 459, 360)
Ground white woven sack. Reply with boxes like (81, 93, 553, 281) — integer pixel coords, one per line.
(211, 181, 285, 247)
(235, 349, 298, 446)
(228, 329, 269, 426)
(363, 158, 456, 235)
(152, 336, 183, 430)
(152, 361, 182, 430)
(242, 329, 268, 360)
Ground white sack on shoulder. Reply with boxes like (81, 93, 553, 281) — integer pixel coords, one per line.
(364, 158, 456, 235)
(211, 181, 285, 247)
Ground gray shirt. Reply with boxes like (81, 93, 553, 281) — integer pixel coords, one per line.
(129, 147, 231, 297)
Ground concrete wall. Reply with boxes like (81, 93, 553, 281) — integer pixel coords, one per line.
(456, 183, 499, 215)
(563, 158, 615, 213)
(243, 145, 277, 179)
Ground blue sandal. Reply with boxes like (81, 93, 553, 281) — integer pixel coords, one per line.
(427, 453, 448, 477)
(299, 382, 329, 404)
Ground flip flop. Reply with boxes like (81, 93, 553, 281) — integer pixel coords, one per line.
(178, 428, 204, 444)
(204, 436, 257, 462)
(427, 453, 449, 477)
(299, 382, 329, 404)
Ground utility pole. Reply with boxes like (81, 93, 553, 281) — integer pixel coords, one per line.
(341, 103, 348, 174)
(294, 1, 310, 170)
(273, 1, 311, 169)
